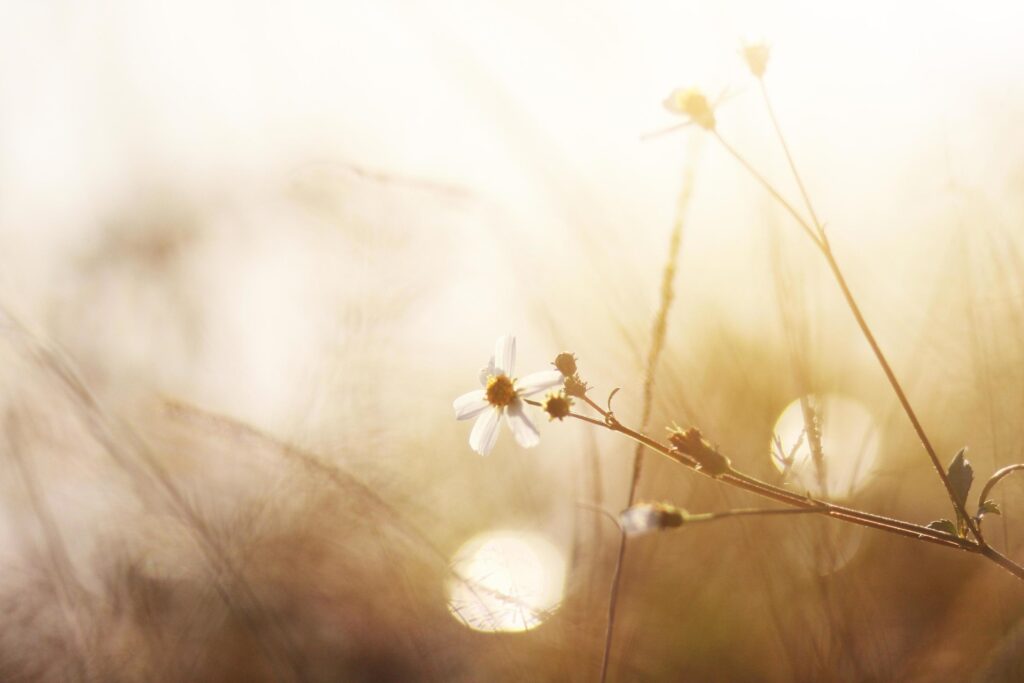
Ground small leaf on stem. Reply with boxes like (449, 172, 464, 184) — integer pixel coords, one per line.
(947, 448, 974, 510)
(927, 519, 958, 536)
(978, 499, 1002, 518)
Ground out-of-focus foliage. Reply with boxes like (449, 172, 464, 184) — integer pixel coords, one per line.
(3, 1, 1024, 681)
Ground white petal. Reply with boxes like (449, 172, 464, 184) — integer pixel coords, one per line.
(494, 335, 516, 376)
(516, 370, 564, 397)
(469, 408, 502, 455)
(479, 357, 496, 386)
(453, 389, 489, 420)
(504, 400, 540, 448)
(620, 506, 661, 536)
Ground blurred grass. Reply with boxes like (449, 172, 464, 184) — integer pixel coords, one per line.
(3, 3, 1024, 681)
(3, 159, 1024, 681)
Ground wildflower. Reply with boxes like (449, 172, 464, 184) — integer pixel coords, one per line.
(453, 335, 564, 455)
(542, 391, 572, 421)
(741, 41, 771, 78)
(663, 88, 716, 130)
(620, 502, 686, 536)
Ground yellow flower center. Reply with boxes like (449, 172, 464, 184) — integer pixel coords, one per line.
(485, 374, 516, 407)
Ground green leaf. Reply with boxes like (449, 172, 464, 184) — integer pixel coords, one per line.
(927, 519, 958, 536)
(979, 499, 1002, 517)
(947, 448, 974, 510)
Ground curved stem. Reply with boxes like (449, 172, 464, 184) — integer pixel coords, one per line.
(977, 463, 1024, 538)
(577, 501, 624, 531)
(979, 463, 1024, 509)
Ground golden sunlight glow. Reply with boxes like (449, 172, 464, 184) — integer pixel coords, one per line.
(781, 516, 865, 577)
(770, 394, 880, 499)
(447, 530, 566, 633)
(2, 1, 1024, 679)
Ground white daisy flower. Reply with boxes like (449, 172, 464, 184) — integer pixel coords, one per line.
(453, 335, 564, 455)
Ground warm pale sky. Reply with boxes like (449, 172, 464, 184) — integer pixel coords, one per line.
(0, 1, 1021, 430)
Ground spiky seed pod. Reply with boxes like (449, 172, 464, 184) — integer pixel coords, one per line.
(668, 426, 732, 476)
(563, 375, 589, 398)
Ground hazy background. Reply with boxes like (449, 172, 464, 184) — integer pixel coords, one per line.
(2, 1, 1024, 681)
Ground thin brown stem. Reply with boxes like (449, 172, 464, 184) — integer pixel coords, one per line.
(581, 394, 611, 419)
(601, 410, 971, 548)
(713, 125, 982, 543)
(598, 534, 629, 682)
(713, 131, 822, 249)
(684, 506, 823, 523)
(577, 501, 624, 530)
(757, 78, 825, 235)
(560, 407, 1024, 579)
(724, 470, 965, 548)
(597, 152, 697, 683)
(981, 544, 1024, 582)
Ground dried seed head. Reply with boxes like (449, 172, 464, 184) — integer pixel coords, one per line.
(542, 391, 572, 421)
(663, 88, 716, 130)
(741, 42, 771, 78)
(668, 425, 732, 476)
(668, 425, 703, 452)
(563, 375, 589, 398)
(552, 352, 578, 377)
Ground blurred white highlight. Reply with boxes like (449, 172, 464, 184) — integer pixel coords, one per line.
(447, 530, 566, 633)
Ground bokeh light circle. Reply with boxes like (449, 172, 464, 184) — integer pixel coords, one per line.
(446, 530, 566, 633)
(771, 394, 880, 499)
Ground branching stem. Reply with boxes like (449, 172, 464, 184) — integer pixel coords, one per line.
(561, 399, 1024, 581)
(713, 109, 983, 543)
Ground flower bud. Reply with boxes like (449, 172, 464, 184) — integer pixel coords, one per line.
(663, 88, 716, 130)
(552, 352, 578, 377)
(620, 502, 686, 536)
(741, 42, 771, 78)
